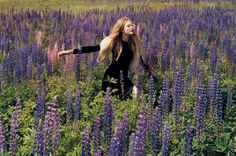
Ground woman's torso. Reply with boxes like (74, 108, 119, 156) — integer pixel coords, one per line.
(106, 40, 133, 76)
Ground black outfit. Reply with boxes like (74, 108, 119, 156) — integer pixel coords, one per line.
(73, 41, 153, 99)
(101, 40, 134, 98)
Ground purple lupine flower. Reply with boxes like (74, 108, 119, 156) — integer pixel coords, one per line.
(148, 106, 162, 154)
(196, 64, 206, 100)
(74, 87, 81, 124)
(82, 128, 91, 156)
(0, 64, 2, 80)
(178, 37, 186, 59)
(46, 60, 52, 78)
(27, 55, 33, 80)
(66, 87, 73, 124)
(36, 63, 44, 80)
(103, 87, 113, 148)
(94, 148, 103, 156)
(222, 32, 230, 52)
(209, 42, 217, 74)
(0, 116, 6, 153)
(108, 126, 119, 156)
(198, 42, 207, 61)
(214, 74, 222, 136)
(34, 81, 45, 127)
(118, 110, 129, 155)
(109, 110, 129, 156)
(20, 46, 28, 80)
(185, 63, 192, 94)
(207, 76, 214, 117)
(0, 63, 2, 93)
(42, 97, 61, 155)
(171, 44, 177, 72)
(120, 70, 125, 100)
(64, 31, 71, 50)
(225, 44, 233, 64)
(137, 61, 143, 100)
(20, 23, 28, 43)
(232, 42, 236, 76)
(118, 111, 131, 153)
(15, 60, 21, 83)
(88, 52, 98, 70)
(31, 44, 38, 66)
(226, 83, 233, 115)
(161, 78, 170, 116)
(128, 133, 135, 155)
(127, 70, 134, 81)
(33, 120, 43, 155)
(179, 63, 185, 96)
(161, 47, 170, 72)
(170, 30, 177, 66)
(148, 76, 155, 109)
(161, 122, 171, 156)
(144, 44, 151, 67)
(147, 43, 158, 70)
(171, 22, 179, 38)
(173, 72, 181, 135)
(71, 29, 76, 48)
(183, 128, 195, 156)
(53, 110, 61, 150)
(93, 116, 101, 151)
(10, 99, 21, 155)
(4, 55, 14, 83)
(75, 52, 81, 82)
(195, 70, 207, 142)
(189, 42, 196, 78)
(13, 48, 21, 83)
(132, 108, 147, 156)
(0, 34, 6, 52)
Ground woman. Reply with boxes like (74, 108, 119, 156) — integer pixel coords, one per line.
(58, 17, 154, 99)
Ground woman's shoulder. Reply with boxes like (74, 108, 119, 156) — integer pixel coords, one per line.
(100, 36, 112, 47)
(97, 36, 113, 63)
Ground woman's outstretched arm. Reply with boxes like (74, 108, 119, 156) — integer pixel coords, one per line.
(58, 44, 100, 58)
(73, 45, 100, 54)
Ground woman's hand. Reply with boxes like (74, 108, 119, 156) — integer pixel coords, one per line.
(57, 50, 73, 59)
(57, 51, 64, 59)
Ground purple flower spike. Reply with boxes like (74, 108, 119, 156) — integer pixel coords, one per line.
(161, 122, 171, 156)
(82, 128, 91, 156)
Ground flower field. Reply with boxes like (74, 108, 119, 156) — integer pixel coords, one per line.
(0, 1, 235, 155)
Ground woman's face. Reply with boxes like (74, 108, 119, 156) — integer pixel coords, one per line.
(122, 20, 134, 35)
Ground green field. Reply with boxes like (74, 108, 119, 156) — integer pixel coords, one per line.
(0, 0, 235, 13)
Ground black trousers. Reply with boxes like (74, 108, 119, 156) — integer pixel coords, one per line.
(102, 67, 134, 99)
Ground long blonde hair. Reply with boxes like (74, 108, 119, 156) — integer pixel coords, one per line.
(97, 17, 143, 63)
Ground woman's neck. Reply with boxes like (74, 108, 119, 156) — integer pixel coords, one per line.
(122, 33, 129, 42)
